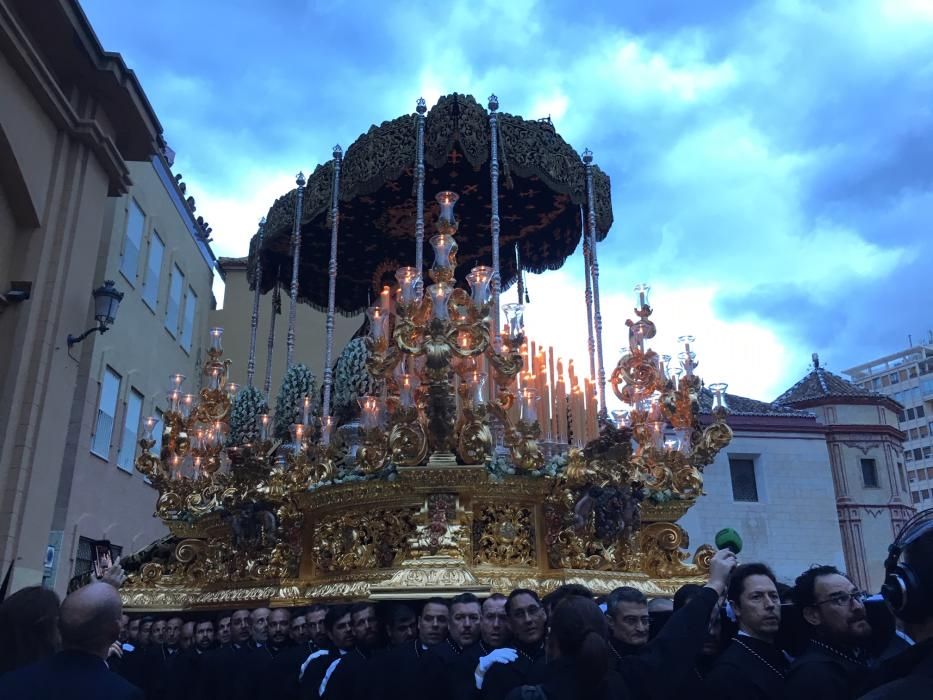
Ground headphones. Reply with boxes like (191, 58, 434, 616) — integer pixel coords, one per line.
(881, 508, 933, 623)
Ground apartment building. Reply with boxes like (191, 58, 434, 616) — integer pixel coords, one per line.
(844, 343, 933, 509)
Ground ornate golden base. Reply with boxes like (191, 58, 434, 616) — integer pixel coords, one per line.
(121, 464, 711, 611)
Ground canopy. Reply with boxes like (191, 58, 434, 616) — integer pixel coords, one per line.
(249, 93, 613, 314)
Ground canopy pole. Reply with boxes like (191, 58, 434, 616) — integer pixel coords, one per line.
(515, 243, 524, 304)
(488, 94, 501, 340)
(414, 97, 427, 273)
(246, 217, 266, 388)
(286, 172, 306, 368)
(264, 280, 280, 398)
(581, 206, 596, 382)
(583, 149, 607, 419)
(321, 146, 343, 420)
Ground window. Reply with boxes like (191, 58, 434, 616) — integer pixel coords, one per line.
(861, 458, 880, 488)
(74, 537, 122, 579)
(908, 408, 916, 421)
(900, 370, 909, 382)
(906, 451, 914, 461)
(91, 368, 121, 458)
(120, 199, 145, 283)
(913, 492, 921, 504)
(180, 286, 197, 352)
(898, 410, 907, 423)
(165, 264, 184, 336)
(729, 458, 759, 502)
(924, 490, 931, 500)
(920, 425, 929, 439)
(142, 232, 164, 309)
(891, 372, 900, 385)
(917, 405, 926, 419)
(927, 467, 933, 480)
(116, 389, 143, 472)
(899, 464, 908, 493)
(925, 447, 932, 460)
(873, 377, 882, 390)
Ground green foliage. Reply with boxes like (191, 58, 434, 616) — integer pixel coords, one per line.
(229, 385, 269, 446)
(333, 338, 377, 424)
(274, 364, 317, 439)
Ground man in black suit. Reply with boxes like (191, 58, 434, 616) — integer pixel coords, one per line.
(0, 581, 142, 699)
(784, 565, 876, 700)
(705, 563, 789, 700)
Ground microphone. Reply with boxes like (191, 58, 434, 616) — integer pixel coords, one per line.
(715, 528, 743, 555)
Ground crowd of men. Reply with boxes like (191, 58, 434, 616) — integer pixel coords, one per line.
(37, 556, 933, 699)
(2, 512, 932, 700)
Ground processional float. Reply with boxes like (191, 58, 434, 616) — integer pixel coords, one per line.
(121, 94, 733, 610)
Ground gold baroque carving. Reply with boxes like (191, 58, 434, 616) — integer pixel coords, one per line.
(473, 504, 536, 568)
(311, 507, 418, 573)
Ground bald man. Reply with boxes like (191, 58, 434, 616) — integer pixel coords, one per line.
(0, 582, 142, 699)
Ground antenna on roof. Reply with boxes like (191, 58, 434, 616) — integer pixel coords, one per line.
(812, 352, 820, 369)
(909, 334, 913, 348)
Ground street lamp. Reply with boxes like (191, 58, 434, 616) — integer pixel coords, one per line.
(67, 280, 124, 347)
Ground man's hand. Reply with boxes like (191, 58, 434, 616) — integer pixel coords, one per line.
(99, 557, 127, 589)
(705, 548, 737, 596)
(108, 641, 124, 660)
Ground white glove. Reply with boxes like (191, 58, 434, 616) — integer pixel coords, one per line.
(474, 648, 518, 690)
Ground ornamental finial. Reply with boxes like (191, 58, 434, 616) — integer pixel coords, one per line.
(296, 171, 306, 187)
(416, 97, 427, 114)
(333, 144, 343, 159)
(582, 148, 593, 164)
(488, 93, 499, 112)
(259, 216, 266, 226)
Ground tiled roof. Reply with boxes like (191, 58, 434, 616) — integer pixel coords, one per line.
(698, 388, 814, 418)
(774, 354, 890, 407)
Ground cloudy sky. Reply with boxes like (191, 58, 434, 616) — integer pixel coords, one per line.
(82, 0, 933, 402)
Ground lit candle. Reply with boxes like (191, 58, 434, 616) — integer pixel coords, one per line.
(300, 396, 311, 425)
(225, 382, 240, 398)
(469, 371, 487, 406)
(259, 414, 271, 442)
(209, 327, 223, 353)
(320, 415, 334, 446)
(380, 285, 392, 315)
(291, 423, 305, 447)
(213, 421, 225, 447)
(399, 374, 414, 408)
(169, 374, 186, 390)
(143, 416, 158, 441)
(208, 368, 221, 391)
(168, 390, 181, 414)
(181, 393, 196, 420)
(360, 396, 379, 430)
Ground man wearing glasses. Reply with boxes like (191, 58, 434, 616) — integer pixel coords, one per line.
(784, 565, 875, 699)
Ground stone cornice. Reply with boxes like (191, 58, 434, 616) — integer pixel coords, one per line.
(0, 1, 132, 194)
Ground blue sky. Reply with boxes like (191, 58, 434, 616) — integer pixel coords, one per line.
(81, 0, 933, 401)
